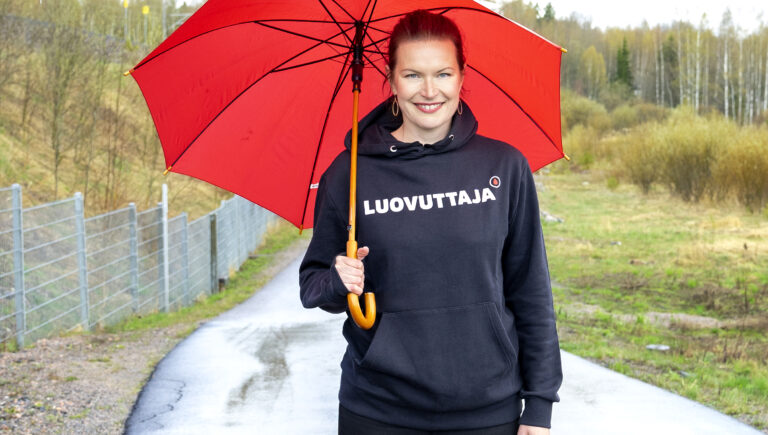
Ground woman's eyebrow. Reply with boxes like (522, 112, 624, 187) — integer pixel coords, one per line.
(400, 67, 455, 73)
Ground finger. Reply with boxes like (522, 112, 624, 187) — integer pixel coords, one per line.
(336, 264, 365, 276)
(348, 285, 363, 296)
(336, 257, 363, 270)
(357, 246, 370, 260)
(336, 266, 364, 281)
(337, 271, 364, 286)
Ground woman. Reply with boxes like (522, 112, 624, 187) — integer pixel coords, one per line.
(299, 10, 562, 435)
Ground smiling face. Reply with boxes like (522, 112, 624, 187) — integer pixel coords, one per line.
(388, 38, 464, 145)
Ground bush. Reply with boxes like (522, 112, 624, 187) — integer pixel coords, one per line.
(620, 124, 663, 194)
(561, 91, 611, 134)
(610, 104, 638, 131)
(563, 124, 599, 168)
(656, 108, 734, 202)
(712, 126, 768, 212)
(597, 82, 633, 111)
(755, 109, 768, 127)
(635, 103, 669, 125)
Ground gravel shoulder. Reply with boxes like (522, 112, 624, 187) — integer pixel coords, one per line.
(0, 237, 309, 435)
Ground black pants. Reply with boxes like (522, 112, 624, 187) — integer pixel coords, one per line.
(338, 404, 520, 435)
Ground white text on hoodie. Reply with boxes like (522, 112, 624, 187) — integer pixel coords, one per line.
(363, 188, 496, 216)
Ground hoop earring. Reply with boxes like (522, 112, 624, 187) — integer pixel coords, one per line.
(457, 99, 463, 116)
(392, 96, 399, 116)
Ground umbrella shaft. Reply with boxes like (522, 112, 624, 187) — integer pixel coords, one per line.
(347, 89, 360, 252)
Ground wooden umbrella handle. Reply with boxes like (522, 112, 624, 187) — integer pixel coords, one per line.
(346, 239, 376, 329)
(347, 86, 376, 330)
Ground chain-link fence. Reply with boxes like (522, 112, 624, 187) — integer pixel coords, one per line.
(0, 184, 277, 348)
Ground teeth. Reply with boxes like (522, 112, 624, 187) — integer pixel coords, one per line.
(418, 103, 441, 111)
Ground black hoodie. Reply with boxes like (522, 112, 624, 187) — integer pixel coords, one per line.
(299, 100, 562, 430)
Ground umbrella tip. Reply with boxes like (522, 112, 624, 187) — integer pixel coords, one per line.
(563, 153, 571, 161)
(560, 47, 568, 54)
(123, 68, 135, 76)
(299, 225, 304, 235)
(163, 166, 172, 176)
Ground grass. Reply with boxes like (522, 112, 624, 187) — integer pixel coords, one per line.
(539, 166, 768, 430)
(104, 220, 307, 334)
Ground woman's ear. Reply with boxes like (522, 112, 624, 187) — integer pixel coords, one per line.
(385, 65, 396, 95)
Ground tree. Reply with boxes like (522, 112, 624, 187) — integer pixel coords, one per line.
(580, 45, 606, 99)
(38, 0, 95, 198)
(615, 37, 633, 88)
(541, 3, 555, 22)
(662, 34, 679, 106)
(615, 37, 633, 89)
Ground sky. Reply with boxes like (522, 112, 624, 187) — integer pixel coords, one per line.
(521, 0, 766, 34)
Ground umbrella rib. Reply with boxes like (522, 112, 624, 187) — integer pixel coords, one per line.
(317, 0, 353, 44)
(360, 0, 375, 24)
(362, 52, 386, 79)
(135, 19, 347, 71)
(328, 0, 357, 22)
(254, 21, 351, 49)
(272, 50, 351, 73)
(362, 22, 388, 67)
(365, 24, 391, 35)
(299, 53, 353, 228)
(361, 0, 378, 35)
(166, 30, 355, 172)
(466, 64, 559, 150)
(361, 34, 389, 60)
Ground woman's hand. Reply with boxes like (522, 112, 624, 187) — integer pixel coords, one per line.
(334, 246, 369, 295)
(518, 425, 549, 435)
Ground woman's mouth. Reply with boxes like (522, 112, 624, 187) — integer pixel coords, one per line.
(414, 102, 443, 113)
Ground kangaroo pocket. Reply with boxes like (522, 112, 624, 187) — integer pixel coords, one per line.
(356, 301, 518, 411)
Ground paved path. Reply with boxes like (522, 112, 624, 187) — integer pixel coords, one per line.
(125, 255, 763, 435)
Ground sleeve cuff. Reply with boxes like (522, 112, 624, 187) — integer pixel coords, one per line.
(519, 396, 553, 428)
(327, 255, 350, 302)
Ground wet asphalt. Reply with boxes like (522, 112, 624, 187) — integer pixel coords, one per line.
(124, 255, 763, 435)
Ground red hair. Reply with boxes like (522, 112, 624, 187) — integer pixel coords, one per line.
(386, 10, 466, 79)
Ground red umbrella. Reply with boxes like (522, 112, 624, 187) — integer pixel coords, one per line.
(125, 0, 565, 329)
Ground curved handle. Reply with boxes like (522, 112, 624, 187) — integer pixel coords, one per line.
(346, 240, 376, 329)
(347, 292, 376, 329)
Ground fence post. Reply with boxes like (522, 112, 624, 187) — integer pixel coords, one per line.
(11, 184, 25, 348)
(128, 203, 139, 313)
(252, 207, 257, 252)
(156, 204, 163, 312)
(161, 184, 170, 312)
(209, 213, 217, 294)
(235, 197, 243, 266)
(181, 212, 190, 306)
(218, 199, 227, 287)
(74, 193, 90, 330)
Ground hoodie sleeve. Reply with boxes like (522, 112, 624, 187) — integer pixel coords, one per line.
(502, 158, 563, 428)
(299, 172, 351, 314)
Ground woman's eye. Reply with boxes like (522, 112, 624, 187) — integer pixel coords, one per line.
(405, 73, 419, 79)
(438, 72, 451, 78)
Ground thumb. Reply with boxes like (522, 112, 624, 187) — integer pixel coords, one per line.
(357, 246, 370, 260)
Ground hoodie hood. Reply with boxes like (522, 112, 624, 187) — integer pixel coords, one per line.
(343, 98, 478, 160)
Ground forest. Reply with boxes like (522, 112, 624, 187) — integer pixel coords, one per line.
(502, 1, 768, 124)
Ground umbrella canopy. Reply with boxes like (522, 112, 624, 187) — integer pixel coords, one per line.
(127, 0, 565, 230)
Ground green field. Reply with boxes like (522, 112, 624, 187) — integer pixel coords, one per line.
(538, 167, 768, 430)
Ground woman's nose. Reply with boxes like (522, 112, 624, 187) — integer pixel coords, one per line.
(421, 79, 438, 98)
